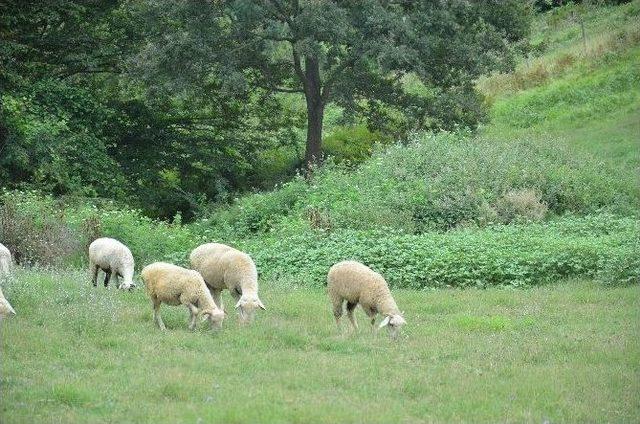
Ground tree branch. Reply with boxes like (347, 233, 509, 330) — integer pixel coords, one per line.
(292, 47, 306, 91)
(321, 42, 373, 102)
(258, 84, 304, 93)
(266, 0, 294, 28)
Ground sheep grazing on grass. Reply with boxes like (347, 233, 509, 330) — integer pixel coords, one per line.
(0, 287, 16, 319)
(327, 260, 406, 339)
(190, 243, 265, 324)
(88, 238, 135, 290)
(141, 262, 225, 331)
(0, 243, 12, 277)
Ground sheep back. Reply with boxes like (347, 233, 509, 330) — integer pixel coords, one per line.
(0, 243, 12, 276)
(190, 243, 258, 292)
(327, 260, 399, 314)
(142, 262, 211, 308)
(89, 238, 134, 278)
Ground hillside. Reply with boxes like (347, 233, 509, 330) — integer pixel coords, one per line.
(479, 1, 640, 171)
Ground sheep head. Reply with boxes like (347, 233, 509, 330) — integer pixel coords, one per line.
(379, 314, 406, 339)
(235, 295, 266, 324)
(202, 309, 225, 330)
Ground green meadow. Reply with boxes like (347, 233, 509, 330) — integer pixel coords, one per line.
(2, 270, 639, 423)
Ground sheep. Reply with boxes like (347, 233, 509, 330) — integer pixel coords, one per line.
(190, 243, 265, 324)
(141, 262, 225, 331)
(327, 260, 406, 339)
(0, 287, 16, 320)
(88, 238, 135, 290)
(0, 243, 12, 277)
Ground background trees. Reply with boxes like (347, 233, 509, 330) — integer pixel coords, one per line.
(135, 0, 531, 164)
(0, 0, 532, 218)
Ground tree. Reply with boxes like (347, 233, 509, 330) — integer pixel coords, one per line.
(134, 0, 531, 164)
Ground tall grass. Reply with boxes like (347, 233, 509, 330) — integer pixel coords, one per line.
(477, 1, 640, 101)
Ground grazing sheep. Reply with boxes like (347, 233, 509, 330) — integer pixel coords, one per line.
(141, 262, 225, 331)
(88, 238, 135, 290)
(0, 287, 16, 319)
(327, 260, 406, 339)
(190, 243, 265, 324)
(0, 243, 12, 277)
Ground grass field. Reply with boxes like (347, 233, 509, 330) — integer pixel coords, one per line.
(1, 269, 639, 423)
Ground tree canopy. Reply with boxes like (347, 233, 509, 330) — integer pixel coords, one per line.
(1, 0, 532, 219)
(135, 0, 531, 163)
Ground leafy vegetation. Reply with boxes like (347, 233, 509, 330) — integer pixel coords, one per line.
(479, 0, 640, 173)
(2, 190, 638, 289)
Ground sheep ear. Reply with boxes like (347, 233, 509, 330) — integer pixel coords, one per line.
(257, 299, 266, 310)
(200, 312, 210, 322)
(379, 316, 391, 328)
(235, 299, 242, 309)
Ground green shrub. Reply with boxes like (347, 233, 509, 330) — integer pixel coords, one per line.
(0, 191, 80, 266)
(237, 214, 639, 288)
(208, 131, 638, 235)
(0, 190, 201, 268)
(1, 191, 637, 287)
(323, 125, 392, 165)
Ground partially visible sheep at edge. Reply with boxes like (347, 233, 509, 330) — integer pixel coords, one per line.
(88, 237, 135, 290)
(0, 243, 17, 318)
(0, 287, 16, 319)
(327, 260, 406, 339)
(0, 242, 12, 277)
(141, 262, 225, 331)
(190, 243, 265, 324)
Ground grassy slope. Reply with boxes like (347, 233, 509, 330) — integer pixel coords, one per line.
(1, 270, 639, 423)
(479, 1, 640, 173)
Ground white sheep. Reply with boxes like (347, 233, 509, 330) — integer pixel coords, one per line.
(190, 243, 265, 324)
(0, 242, 12, 277)
(0, 286, 16, 319)
(141, 262, 225, 331)
(327, 260, 406, 339)
(88, 237, 135, 290)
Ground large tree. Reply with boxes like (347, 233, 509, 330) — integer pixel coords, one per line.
(134, 0, 531, 164)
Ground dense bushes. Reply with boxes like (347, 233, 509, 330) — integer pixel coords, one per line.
(1, 190, 637, 288)
(238, 214, 639, 288)
(205, 131, 638, 236)
(0, 191, 200, 268)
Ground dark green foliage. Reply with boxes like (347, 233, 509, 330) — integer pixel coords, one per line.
(0, 0, 303, 219)
(534, 1, 632, 12)
(133, 0, 532, 162)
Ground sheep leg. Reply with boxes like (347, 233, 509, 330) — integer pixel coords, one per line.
(91, 264, 99, 287)
(152, 300, 166, 330)
(187, 304, 198, 331)
(210, 288, 224, 311)
(332, 299, 344, 330)
(364, 307, 377, 332)
(230, 290, 244, 322)
(346, 302, 359, 330)
(103, 270, 111, 287)
(110, 273, 119, 288)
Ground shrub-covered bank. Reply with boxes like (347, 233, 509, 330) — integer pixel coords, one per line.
(1, 191, 638, 288)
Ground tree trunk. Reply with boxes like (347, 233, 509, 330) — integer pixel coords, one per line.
(303, 56, 324, 166)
